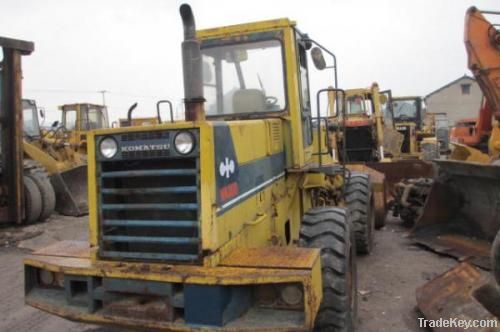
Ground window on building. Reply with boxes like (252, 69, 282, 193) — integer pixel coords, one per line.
(461, 83, 471, 95)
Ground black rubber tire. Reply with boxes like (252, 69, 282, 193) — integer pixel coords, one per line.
(345, 172, 374, 255)
(493, 230, 500, 286)
(299, 207, 357, 332)
(27, 171, 56, 221)
(23, 175, 43, 224)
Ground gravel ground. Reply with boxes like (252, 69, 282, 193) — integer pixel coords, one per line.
(0, 214, 456, 332)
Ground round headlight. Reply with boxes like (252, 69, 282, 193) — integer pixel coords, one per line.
(100, 137, 118, 158)
(174, 131, 194, 155)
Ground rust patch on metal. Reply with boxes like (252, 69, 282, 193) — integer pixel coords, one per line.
(103, 296, 174, 322)
(220, 247, 319, 269)
(416, 263, 499, 331)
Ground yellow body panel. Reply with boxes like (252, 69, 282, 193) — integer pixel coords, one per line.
(24, 11, 352, 331)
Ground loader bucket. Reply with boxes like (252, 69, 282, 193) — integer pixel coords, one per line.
(416, 262, 500, 330)
(366, 159, 435, 198)
(50, 164, 88, 216)
(411, 160, 500, 270)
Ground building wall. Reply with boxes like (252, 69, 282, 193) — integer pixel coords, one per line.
(425, 77, 482, 125)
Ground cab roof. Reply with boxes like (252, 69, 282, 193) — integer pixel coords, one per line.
(197, 18, 296, 39)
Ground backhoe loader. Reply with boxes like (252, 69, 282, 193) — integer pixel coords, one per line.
(23, 99, 88, 216)
(411, 7, 500, 329)
(24, 4, 378, 331)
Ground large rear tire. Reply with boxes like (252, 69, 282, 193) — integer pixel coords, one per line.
(493, 230, 500, 286)
(27, 170, 56, 221)
(299, 207, 357, 332)
(23, 175, 43, 224)
(346, 172, 374, 255)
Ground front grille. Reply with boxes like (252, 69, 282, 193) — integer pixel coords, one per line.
(344, 126, 375, 162)
(98, 156, 200, 263)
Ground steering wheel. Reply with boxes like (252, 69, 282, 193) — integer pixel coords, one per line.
(266, 96, 278, 106)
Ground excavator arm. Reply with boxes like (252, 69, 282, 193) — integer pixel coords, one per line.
(465, 7, 500, 118)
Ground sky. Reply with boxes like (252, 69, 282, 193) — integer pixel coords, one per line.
(1, 0, 498, 124)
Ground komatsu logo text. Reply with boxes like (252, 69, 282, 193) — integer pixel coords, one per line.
(121, 143, 170, 152)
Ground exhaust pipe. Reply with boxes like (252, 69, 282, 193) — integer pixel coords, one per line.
(180, 4, 205, 122)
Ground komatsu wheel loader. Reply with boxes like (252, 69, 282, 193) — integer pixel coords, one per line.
(23, 4, 378, 331)
(412, 7, 500, 329)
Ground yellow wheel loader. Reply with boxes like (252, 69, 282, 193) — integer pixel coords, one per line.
(53, 103, 109, 154)
(411, 7, 500, 328)
(23, 4, 382, 331)
(328, 84, 436, 231)
(22, 99, 88, 216)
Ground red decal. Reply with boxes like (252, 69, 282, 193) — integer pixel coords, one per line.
(220, 182, 239, 202)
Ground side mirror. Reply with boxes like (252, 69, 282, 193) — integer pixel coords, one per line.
(311, 47, 326, 70)
(51, 120, 59, 128)
(39, 108, 45, 119)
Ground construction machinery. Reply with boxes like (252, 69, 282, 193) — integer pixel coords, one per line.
(411, 7, 500, 328)
(390, 96, 443, 160)
(23, 4, 380, 331)
(326, 83, 402, 230)
(0, 36, 56, 225)
(332, 83, 402, 162)
(53, 103, 109, 154)
(450, 99, 492, 153)
(22, 99, 88, 216)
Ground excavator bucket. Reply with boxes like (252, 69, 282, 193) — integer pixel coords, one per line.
(411, 160, 500, 270)
(50, 164, 88, 216)
(416, 262, 500, 331)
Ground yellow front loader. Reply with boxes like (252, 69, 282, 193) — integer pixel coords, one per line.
(23, 4, 382, 331)
(23, 100, 88, 216)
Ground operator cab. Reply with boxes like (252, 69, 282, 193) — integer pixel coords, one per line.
(22, 99, 42, 138)
(60, 103, 109, 131)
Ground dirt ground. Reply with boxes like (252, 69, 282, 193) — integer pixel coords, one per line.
(0, 214, 456, 332)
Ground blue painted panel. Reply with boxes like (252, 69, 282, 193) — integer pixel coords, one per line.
(103, 219, 197, 228)
(103, 235, 199, 245)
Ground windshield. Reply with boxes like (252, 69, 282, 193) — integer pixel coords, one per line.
(392, 100, 418, 120)
(63, 109, 77, 130)
(202, 39, 285, 116)
(81, 106, 108, 130)
(22, 100, 41, 137)
(346, 95, 371, 115)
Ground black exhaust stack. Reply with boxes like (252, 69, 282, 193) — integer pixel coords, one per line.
(180, 4, 205, 122)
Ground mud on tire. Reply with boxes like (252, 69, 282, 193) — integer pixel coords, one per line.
(299, 207, 357, 332)
(345, 172, 374, 255)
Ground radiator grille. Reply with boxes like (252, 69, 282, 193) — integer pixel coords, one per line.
(98, 156, 200, 263)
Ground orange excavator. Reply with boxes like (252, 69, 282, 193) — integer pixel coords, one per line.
(449, 100, 492, 153)
(414, 7, 500, 329)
